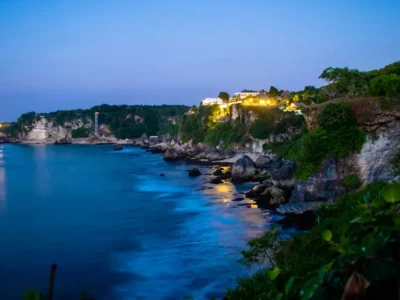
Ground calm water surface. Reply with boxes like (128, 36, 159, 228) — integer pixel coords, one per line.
(0, 144, 277, 300)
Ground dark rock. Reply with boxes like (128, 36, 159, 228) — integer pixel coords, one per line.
(256, 186, 287, 208)
(114, 144, 123, 151)
(160, 173, 165, 177)
(232, 197, 244, 201)
(54, 138, 72, 145)
(290, 158, 337, 202)
(255, 156, 271, 169)
(231, 155, 257, 183)
(210, 177, 223, 184)
(188, 167, 202, 177)
(213, 168, 224, 176)
(276, 210, 315, 231)
(164, 145, 187, 161)
(244, 181, 272, 198)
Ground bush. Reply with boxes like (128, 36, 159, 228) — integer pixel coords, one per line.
(285, 103, 366, 180)
(249, 119, 271, 139)
(226, 182, 400, 300)
(343, 175, 361, 188)
(71, 127, 89, 138)
(391, 150, 400, 176)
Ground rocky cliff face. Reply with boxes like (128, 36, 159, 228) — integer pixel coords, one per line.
(290, 97, 400, 204)
(23, 116, 111, 141)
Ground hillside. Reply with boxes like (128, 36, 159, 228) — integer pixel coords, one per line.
(6, 104, 189, 141)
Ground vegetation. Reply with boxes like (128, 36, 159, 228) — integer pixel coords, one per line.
(343, 175, 361, 189)
(218, 91, 230, 102)
(249, 119, 271, 139)
(292, 103, 364, 179)
(226, 182, 400, 300)
(289, 61, 400, 105)
(205, 120, 247, 148)
(71, 127, 89, 138)
(391, 150, 400, 177)
(8, 105, 189, 139)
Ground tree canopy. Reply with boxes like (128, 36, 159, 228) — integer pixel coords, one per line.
(218, 91, 230, 102)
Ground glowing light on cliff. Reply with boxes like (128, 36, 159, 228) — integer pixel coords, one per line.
(259, 100, 265, 105)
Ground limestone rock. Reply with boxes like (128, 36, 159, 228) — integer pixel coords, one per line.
(231, 155, 256, 183)
(54, 138, 72, 145)
(114, 145, 123, 151)
(255, 155, 271, 169)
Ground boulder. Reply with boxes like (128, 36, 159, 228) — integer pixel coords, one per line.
(114, 144, 123, 151)
(244, 181, 272, 198)
(54, 138, 72, 145)
(213, 168, 224, 176)
(160, 173, 166, 177)
(257, 186, 286, 208)
(188, 168, 201, 177)
(163, 145, 187, 161)
(255, 156, 271, 169)
(290, 158, 337, 203)
(210, 177, 223, 184)
(231, 155, 257, 183)
(271, 161, 296, 189)
(150, 142, 168, 154)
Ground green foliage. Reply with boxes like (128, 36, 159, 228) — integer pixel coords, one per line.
(249, 119, 271, 139)
(226, 183, 400, 300)
(204, 120, 246, 148)
(391, 150, 400, 176)
(157, 122, 178, 136)
(275, 103, 366, 180)
(370, 74, 400, 97)
(218, 91, 230, 102)
(9, 105, 189, 139)
(344, 175, 361, 188)
(24, 290, 40, 300)
(269, 86, 280, 97)
(71, 127, 89, 138)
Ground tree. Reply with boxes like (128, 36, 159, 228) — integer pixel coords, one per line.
(269, 86, 279, 96)
(218, 91, 230, 102)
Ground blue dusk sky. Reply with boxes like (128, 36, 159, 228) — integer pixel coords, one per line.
(0, 0, 399, 121)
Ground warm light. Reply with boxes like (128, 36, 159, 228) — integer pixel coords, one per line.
(215, 184, 231, 194)
(249, 98, 253, 102)
(267, 100, 271, 105)
(260, 100, 265, 105)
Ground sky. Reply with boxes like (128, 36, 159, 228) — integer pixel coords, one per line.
(0, 0, 399, 121)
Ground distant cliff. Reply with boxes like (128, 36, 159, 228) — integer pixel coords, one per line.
(8, 104, 190, 141)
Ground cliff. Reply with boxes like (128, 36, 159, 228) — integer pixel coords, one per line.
(289, 97, 400, 204)
(10, 105, 189, 142)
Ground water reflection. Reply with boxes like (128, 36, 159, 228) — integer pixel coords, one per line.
(0, 146, 5, 212)
(33, 145, 50, 196)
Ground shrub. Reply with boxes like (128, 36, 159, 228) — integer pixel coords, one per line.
(391, 150, 400, 176)
(343, 175, 361, 188)
(71, 127, 89, 138)
(284, 103, 366, 180)
(249, 119, 271, 139)
(226, 182, 400, 300)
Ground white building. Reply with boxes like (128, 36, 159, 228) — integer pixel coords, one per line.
(233, 92, 260, 100)
(200, 97, 224, 106)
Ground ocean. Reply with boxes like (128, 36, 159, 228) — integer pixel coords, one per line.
(0, 144, 278, 300)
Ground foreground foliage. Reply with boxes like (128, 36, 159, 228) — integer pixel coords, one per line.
(226, 182, 400, 299)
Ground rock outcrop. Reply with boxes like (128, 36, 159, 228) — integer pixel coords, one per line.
(54, 138, 72, 145)
(114, 145, 123, 151)
(188, 168, 201, 177)
(231, 155, 256, 183)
